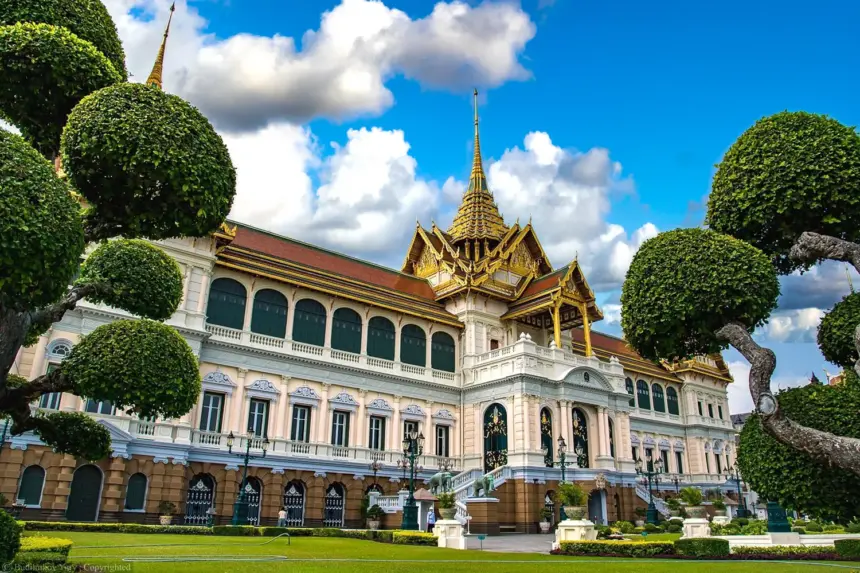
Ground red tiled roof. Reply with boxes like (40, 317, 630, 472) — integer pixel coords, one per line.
(229, 223, 439, 301)
(520, 266, 567, 298)
(570, 327, 680, 381)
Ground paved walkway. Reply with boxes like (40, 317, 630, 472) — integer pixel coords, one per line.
(465, 533, 554, 553)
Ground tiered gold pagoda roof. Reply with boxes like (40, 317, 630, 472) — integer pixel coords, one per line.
(447, 90, 508, 243)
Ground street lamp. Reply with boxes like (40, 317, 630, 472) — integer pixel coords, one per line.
(400, 430, 424, 531)
(723, 462, 749, 518)
(227, 429, 269, 526)
(669, 474, 681, 494)
(369, 460, 383, 489)
(542, 436, 578, 515)
(635, 454, 663, 525)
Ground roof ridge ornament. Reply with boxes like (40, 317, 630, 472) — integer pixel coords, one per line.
(146, 2, 175, 89)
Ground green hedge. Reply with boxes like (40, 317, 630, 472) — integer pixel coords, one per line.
(674, 538, 730, 557)
(734, 545, 836, 556)
(22, 521, 211, 535)
(557, 540, 674, 557)
(19, 521, 432, 546)
(836, 539, 860, 559)
(19, 537, 72, 556)
(13, 536, 73, 566)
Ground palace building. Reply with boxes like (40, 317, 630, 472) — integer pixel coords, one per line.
(1, 19, 738, 533)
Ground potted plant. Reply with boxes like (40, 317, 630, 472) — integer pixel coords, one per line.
(634, 506, 646, 527)
(665, 497, 681, 517)
(437, 492, 457, 520)
(158, 501, 177, 526)
(554, 483, 588, 521)
(366, 504, 383, 530)
(539, 507, 553, 533)
(679, 487, 705, 519)
(712, 499, 727, 517)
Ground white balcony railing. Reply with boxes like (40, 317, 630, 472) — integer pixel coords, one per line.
(205, 324, 460, 387)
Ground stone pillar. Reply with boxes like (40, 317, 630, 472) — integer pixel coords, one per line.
(181, 265, 193, 310)
(355, 390, 367, 448)
(465, 497, 500, 535)
(101, 455, 127, 519)
(317, 383, 330, 443)
(453, 407, 461, 458)
(29, 336, 49, 379)
(51, 455, 77, 511)
(394, 325, 402, 363)
(389, 395, 402, 451)
(196, 270, 212, 314)
(242, 282, 255, 331)
(230, 369, 247, 434)
(424, 401, 434, 451)
(274, 376, 290, 439)
(323, 301, 334, 348)
(426, 327, 433, 370)
(522, 395, 532, 454)
(0, 448, 25, 502)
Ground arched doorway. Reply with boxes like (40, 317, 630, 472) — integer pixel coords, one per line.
(283, 481, 306, 527)
(239, 477, 262, 526)
(483, 403, 508, 472)
(323, 483, 345, 527)
(184, 474, 216, 526)
(66, 465, 103, 522)
(571, 408, 589, 468)
(588, 489, 605, 525)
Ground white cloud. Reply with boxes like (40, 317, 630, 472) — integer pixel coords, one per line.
(487, 132, 657, 290)
(756, 307, 823, 343)
(726, 360, 811, 416)
(104, 0, 536, 131)
(602, 303, 622, 325)
(0, 120, 19, 134)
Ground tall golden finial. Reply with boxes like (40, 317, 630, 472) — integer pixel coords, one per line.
(471, 88, 485, 183)
(847, 264, 855, 294)
(146, 2, 175, 89)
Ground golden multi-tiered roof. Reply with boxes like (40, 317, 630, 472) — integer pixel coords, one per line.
(401, 91, 603, 354)
(447, 90, 509, 243)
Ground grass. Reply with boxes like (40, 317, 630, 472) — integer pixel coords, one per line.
(26, 531, 853, 572)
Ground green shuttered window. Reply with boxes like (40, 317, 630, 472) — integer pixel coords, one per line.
(400, 324, 426, 367)
(250, 289, 288, 338)
(293, 299, 326, 346)
(430, 332, 455, 372)
(367, 317, 395, 360)
(207, 278, 246, 329)
(331, 308, 362, 354)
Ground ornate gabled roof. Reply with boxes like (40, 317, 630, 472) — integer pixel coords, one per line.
(146, 2, 175, 89)
(569, 328, 682, 382)
(447, 90, 508, 243)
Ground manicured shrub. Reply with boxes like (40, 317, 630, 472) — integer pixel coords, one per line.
(259, 527, 314, 537)
(644, 523, 659, 533)
(823, 524, 843, 532)
(212, 525, 258, 536)
(806, 521, 823, 532)
(22, 521, 212, 535)
(734, 518, 749, 526)
(557, 540, 674, 558)
(0, 510, 22, 564)
(392, 531, 436, 546)
(674, 538, 730, 557)
(614, 520, 635, 534)
(792, 527, 806, 534)
(846, 521, 860, 533)
(793, 519, 807, 527)
(741, 519, 768, 535)
(19, 537, 73, 555)
(732, 545, 840, 561)
(11, 551, 68, 566)
(835, 539, 860, 559)
(666, 524, 682, 534)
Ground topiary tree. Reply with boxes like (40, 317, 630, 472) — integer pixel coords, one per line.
(737, 371, 860, 522)
(622, 111, 860, 477)
(0, 1, 236, 460)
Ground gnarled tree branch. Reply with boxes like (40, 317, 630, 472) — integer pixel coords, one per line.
(28, 282, 105, 333)
(790, 231, 860, 274)
(0, 365, 75, 416)
(716, 322, 860, 476)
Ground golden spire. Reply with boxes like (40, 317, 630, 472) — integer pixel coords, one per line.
(146, 2, 175, 89)
(448, 89, 508, 244)
(847, 264, 855, 294)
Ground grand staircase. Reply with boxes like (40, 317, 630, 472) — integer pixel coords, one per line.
(634, 483, 671, 518)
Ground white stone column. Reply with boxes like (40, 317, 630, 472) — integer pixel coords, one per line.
(30, 335, 50, 379)
(424, 401, 434, 447)
(453, 407, 461, 457)
(354, 389, 367, 448)
(242, 283, 255, 331)
(425, 328, 433, 370)
(522, 395, 532, 453)
(181, 265, 193, 311)
(317, 383, 330, 443)
(360, 317, 369, 354)
(394, 325, 402, 362)
(196, 270, 212, 314)
(229, 369, 248, 434)
(390, 395, 402, 451)
(323, 302, 334, 347)
(285, 291, 296, 340)
(274, 376, 290, 438)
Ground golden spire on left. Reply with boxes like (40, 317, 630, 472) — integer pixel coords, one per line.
(146, 2, 176, 89)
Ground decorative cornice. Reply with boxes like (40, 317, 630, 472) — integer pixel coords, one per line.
(329, 391, 359, 406)
(433, 408, 455, 420)
(402, 404, 425, 416)
(246, 378, 281, 395)
(314, 471, 327, 478)
(226, 463, 240, 471)
(272, 468, 285, 475)
(368, 398, 393, 411)
(203, 370, 236, 387)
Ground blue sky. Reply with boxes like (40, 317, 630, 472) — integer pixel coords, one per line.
(100, 0, 860, 412)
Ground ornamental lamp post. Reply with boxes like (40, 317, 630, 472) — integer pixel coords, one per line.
(542, 436, 578, 516)
(227, 428, 269, 526)
(723, 462, 749, 518)
(635, 454, 663, 525)
(669, 474, 681, 494)
(400, 430, 424, 531)
(369, 460, 383, 489)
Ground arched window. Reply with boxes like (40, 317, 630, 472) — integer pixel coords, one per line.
(367, 316, 395, 360)
(283, 481, 306, 526)
(323, 483, 345, 528)
(540, 408, 553, 467)
(250, 289, 288, 338)
(292, 299, 327, 346)
(608, 417, 615, 458)
(184, 474, 216, 526)
(18, 465, 45, 507)
(483, 403, 508, 472)
(636, 380, 651, 410)
(240, 477, 262, 526)
(400, 324, 426, 367)
(124, 473, 147, 511)
(652, 384, 666, 413)
(572, 408, 589, 468)
(331, 308, 362, 354)
(47, 340, 73, 359)
(625, 377, 634, 407)
(430, 332, 455, 372)
(206, 278, 246, 329)
(667, 387, 680, 415)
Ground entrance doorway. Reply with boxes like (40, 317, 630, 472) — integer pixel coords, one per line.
(66, 465, 103, 522)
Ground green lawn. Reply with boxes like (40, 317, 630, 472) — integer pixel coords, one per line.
(27, 531, 852, 572)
